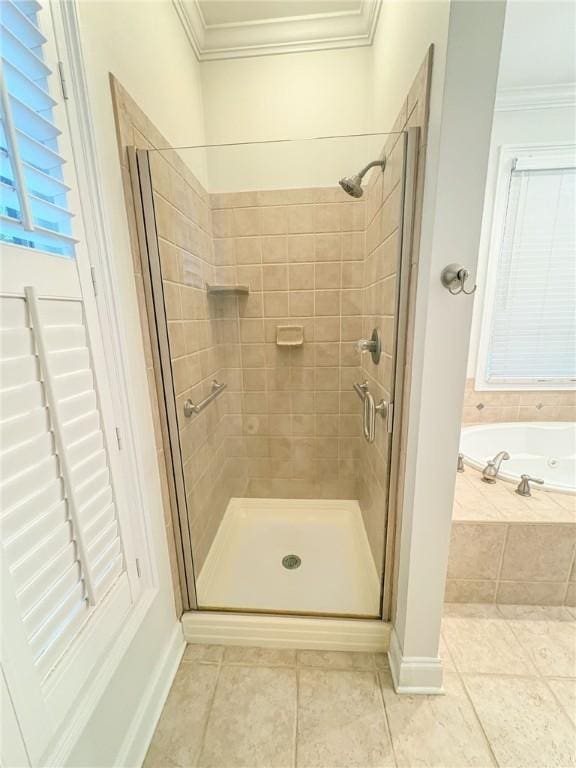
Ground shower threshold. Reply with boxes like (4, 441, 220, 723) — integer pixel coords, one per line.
(195, 498, 382, 618)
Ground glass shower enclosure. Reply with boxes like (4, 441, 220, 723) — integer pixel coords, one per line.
(129, 128, 419, 620)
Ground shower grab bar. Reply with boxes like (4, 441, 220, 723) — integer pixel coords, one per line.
(353, 380, 389, 443)
(184, 380, 227, 417)
(353, 380, 387, 417)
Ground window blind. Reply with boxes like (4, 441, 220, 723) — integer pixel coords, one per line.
(485, 162, 576, 384)
(0, 0, 75, 256)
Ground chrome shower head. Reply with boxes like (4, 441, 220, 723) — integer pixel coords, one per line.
(338, 158, 386, 198)
(339, 173, 364, 198)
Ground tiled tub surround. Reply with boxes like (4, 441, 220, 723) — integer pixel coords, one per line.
(145, 604, 576, 768)
(210, 186, 366, 501)
(462, 378, 576, 424)
(447, 467, 576, 606)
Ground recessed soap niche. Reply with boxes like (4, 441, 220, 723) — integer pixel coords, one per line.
(276, 325, 304, 346)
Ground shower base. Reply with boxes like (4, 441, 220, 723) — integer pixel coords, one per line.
(195, 498, 381, 617)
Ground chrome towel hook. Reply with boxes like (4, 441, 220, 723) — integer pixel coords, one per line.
(440, 263, 477, 295)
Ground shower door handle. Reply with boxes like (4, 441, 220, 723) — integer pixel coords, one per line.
(363, 390, 376, 443)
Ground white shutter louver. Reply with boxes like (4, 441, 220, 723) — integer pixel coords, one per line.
(0, 0, 75, 256)
(1, 289, 126, 683)
(485, 157, 576, 385)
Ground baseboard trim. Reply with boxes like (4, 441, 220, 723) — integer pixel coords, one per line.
(182, 611, 390, 652)
(116, 622, 185, 767)
(387, 627, 444, 694)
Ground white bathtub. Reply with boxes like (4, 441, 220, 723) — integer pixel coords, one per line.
(460, 422, 576, 494)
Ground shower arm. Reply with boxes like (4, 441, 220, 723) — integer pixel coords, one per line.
(356, 159, 385, 181)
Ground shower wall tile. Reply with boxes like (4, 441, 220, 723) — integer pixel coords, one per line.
(113, 78, 247, 598)
(210, 186, 366, 501)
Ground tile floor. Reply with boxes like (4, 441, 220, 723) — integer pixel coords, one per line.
(144, 604, 576, 768)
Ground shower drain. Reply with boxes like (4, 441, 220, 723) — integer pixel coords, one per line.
(282, 554, 301, 570)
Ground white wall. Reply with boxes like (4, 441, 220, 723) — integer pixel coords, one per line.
(371, 0, 450, 132)
(388, 1, 505, 690)
(200, 46, 377, 191)
(467, 105, 576, 377)
(63, 2, 206, 764)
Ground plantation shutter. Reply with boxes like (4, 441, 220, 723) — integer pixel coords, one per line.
(1, 2, 137, 762)
(485, 156, 576, 384)
(0, 0, 75, 256)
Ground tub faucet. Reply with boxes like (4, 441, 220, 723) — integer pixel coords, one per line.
(481, 451, 510, 483)
(515, 474, 544, 497)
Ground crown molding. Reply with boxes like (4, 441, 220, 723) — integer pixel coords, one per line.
(495, 82, 576, 112)
(173, 0, 382, 61)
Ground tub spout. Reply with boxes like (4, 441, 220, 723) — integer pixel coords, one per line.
(481, 450, 510, 483)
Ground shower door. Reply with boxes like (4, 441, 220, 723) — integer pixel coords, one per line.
(129, 129, 419, 619)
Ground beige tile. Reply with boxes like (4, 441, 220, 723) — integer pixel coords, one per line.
(315, 290, 340, 316)
(547, 678, 576, 727)
(500, 524, 576, 582)
(262, 264, 288, 291)
(290, 291, 314, 316)
(288, 234, 314, 262)
(263, 292, 289, 317)
(232, 207, 260, 236)
(314, 204, 341, 233)
(236, 236, 262, 264)
(297, 668, 395, 767)
(164, 282, 182, 320)
(315, 261, 341, 289)
(223, 646, 296, 666)
(341, 289, 363, 316)
(315, 233, 341, 261)
(381, 671, 496, 767)
(445, 579, 497, 604)
(289, 263, 314, 290)
(464, 674, 576, 768)
(288, 205, 315, 234)
(314, 317, 340, 342)
(496, 581, 567, 606)
(262, 235, 287, 263)
(498, 604, 575, 621)
(341, 232, 365, 261)
(144, 662, 219, 768)
(297, 650, 375, 670)
(260, 206, 288, 235)
(507, 617, 576, 678)
(447, 523, 506, 580)
(342, 261, 364, 288)
(182, 644, 224, 663)
(443, 603, 502, 619)
(199, 665, 295, 767)
(441, 614, 536, 675)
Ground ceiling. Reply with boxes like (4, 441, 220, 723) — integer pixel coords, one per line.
(174, 0, 381, 60)
(197, 1, 362, 27)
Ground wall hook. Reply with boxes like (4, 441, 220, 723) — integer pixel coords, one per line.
(440, 263, 477, 295)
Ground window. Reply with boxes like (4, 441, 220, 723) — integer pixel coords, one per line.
(477, 144, 576, 389)
(1, 0, 74, 256)
(1, 3, 140, 762)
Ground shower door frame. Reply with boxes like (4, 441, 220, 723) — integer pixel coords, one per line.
(129, 147, 198, 610)
(128, 128, 420, 621)
(381, 126, 420, 620)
